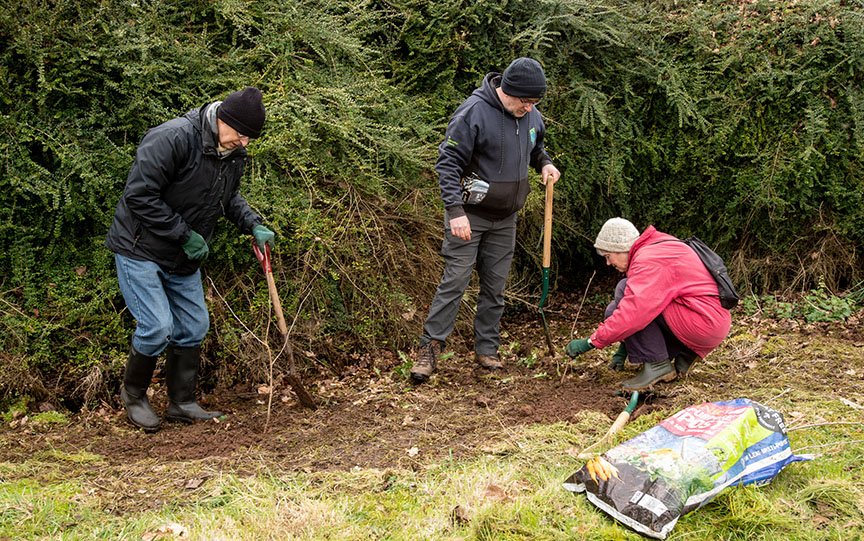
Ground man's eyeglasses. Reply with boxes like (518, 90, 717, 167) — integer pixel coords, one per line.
(519, 97, 542, 105)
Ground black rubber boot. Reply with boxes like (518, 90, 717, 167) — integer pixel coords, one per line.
(621, 359, 677, 391)
(120, 345, 161, 432)
(609, 343, 627, 371)
(164, 345, 222, 423)
(674, 351, 700, 377)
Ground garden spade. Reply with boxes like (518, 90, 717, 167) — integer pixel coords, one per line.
(577, 390, 640, 458)
(253, 241, 317, 410)
(538, 180, 555, 355)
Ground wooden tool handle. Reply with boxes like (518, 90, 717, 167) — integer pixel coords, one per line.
(543, 180, 554, 268)
(265, 272, 288, 337)
(606, 410, 631, 439)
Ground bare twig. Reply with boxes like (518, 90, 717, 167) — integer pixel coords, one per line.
(788, 421, 864, 432)
(763, 388, 791, 405)
(207, 277, 266, 347)
(794, 438, 864, 453)
(570, 270, 596, 337)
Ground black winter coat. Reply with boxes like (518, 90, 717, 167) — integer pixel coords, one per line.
(106, 104, 262, 275)
(435, 73, 554, 221)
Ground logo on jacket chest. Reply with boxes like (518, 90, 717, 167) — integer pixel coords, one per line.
(529, 127, 536, 145)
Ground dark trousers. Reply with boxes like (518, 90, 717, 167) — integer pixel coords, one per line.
(605, 279, 695, 364)
(421, 212, 517, 355)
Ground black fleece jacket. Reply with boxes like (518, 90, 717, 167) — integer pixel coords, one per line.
(435, 73, 554, 221)
(106, 103, 262, 275)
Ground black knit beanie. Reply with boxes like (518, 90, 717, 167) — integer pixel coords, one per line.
(501, 58, 547, 98)
(217, 86, 266, 138)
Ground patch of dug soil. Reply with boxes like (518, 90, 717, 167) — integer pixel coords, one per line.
(4, 357, 643, 472)
(1, 290, 661, 473)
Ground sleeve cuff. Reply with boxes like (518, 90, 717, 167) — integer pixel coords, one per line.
(445, 205, 466, 220)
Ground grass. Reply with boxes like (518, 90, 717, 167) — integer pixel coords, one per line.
(2, 312, 864, 539)
(2, 416, 863, 539)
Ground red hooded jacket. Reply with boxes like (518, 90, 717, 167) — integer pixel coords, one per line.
(589, 226, 732, 358)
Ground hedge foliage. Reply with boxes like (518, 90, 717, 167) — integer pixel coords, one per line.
(1, 0, 862, 401)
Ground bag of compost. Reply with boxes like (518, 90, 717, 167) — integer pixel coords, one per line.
(563, 398, 811, 539)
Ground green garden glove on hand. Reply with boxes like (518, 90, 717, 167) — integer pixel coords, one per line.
(182, 231, 209, 260)
(566, 338, 594, 358)
(253, 225, 275, 250)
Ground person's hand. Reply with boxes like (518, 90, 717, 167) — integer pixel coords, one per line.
(541, 164, 561, 185)
(449, 215, 471, 241)
(183, 231, 209, 260)
(252, 225, 275, 250)
(566, 338, 594, 358)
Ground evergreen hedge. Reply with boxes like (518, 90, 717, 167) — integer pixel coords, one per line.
(1, 0, 861, 402)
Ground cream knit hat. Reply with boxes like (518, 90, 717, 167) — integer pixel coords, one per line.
(594, 218, 640, 253)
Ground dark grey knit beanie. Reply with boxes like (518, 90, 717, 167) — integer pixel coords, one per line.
(501, 58, 547, 98)
(217, 86, 266, 138)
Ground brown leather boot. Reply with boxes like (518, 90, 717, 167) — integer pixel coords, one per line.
(475, 353, 504, 370)
(411, 340, 442, 382)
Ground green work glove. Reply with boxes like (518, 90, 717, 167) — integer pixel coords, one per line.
(609, 343, 627, 371)
(252, 225, 275, 250)
(182, 231, 209, 260)
(566, 338, 594, 358)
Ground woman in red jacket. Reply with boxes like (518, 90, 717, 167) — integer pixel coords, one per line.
(566, 218, 732, 390)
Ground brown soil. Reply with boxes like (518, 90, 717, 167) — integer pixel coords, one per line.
(0, 292, 669, 472)
(4, 290, 863, 515)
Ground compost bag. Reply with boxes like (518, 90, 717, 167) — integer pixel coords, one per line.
(563, 398, 811, 539)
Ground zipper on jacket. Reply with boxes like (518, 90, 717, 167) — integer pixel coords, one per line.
(515, 118, 525, 213)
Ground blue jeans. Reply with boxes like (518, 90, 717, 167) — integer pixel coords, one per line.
(115, 254, 209, 356)
(421, 211, 517, 355)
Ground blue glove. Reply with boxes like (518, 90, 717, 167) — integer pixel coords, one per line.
(253, 225, 275, 250)
(182, 231, 209, 260)
(566, 338, 594, 358)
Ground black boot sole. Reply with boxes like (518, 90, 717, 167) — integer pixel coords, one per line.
(125, 414, 161, 432)
(410, 373, 430, 383)
(165, 415, 197, 424)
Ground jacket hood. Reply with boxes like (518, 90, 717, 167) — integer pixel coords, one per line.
(472, 73, 506, 113)
(191, 103, 247, 159)
(627, 225, 678, 272)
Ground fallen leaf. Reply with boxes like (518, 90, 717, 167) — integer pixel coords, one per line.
(184, 478, 206, 489)
(451, 505, 471, 524)
(156, 523, 188, 538)
(257, 385, 272, 394)
(484, 483, 514, 502)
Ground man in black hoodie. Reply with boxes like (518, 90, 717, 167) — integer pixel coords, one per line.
(106, 87, 275, 431)
(411, 58, 561, 382)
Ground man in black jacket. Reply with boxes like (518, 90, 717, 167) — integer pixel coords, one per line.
(411, 58, 561, 382)
(106, 87, 274, 431)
